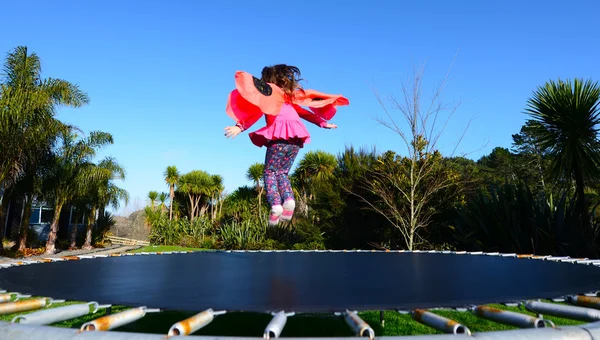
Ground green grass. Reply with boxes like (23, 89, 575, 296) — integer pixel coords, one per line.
(126, 245, 205, 253)
(0, 298, 586, 336)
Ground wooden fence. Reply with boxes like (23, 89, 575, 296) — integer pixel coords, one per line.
(106, 235, 150, 246)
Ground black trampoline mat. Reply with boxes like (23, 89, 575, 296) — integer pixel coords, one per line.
(1, 251, 600, 313)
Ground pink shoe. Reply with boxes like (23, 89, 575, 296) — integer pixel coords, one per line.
(281, 200, 295, 221)
(269, 205, 283, 226)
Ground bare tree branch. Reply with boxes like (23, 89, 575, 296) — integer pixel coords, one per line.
(354, 54, 477, 250)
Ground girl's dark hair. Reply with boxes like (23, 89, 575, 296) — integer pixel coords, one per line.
(261, 64, 302, 101)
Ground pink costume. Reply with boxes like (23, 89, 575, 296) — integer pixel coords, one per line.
(238, 103, 329, 148)
(225, 70, 349, 225)
(226, 70, 349, 147)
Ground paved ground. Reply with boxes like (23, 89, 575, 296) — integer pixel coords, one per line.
(0, 244, 141, 263)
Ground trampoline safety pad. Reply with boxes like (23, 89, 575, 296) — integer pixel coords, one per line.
(1, 251, 600, 313)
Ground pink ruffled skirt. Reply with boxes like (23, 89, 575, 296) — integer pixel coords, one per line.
(249, 119, 311, 148)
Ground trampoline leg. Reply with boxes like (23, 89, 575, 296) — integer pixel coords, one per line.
(343, 311, 375, 340)
(264, 311, 288, 339)
(411, 309, 471, 335)
(168, 308, 225, 336)
(11, 303, 98, 325)
(80, 307, 160, 332)
(0, 298, 48, 315)
(525, 300, 600, 322)
(568, 295, 600, 310)
(473, 305, 553, 329)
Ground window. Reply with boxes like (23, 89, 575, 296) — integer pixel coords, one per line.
(29, 207, 41, 225)
(40, 208, 54, 224)
(70, 208, 85, 225)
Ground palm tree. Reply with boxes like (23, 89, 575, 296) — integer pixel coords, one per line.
(292, 151, 338, 215)
(158, 192, 168, 213)
(246, 163, 264, 215)
(81, 157, 128, 250)
(177, 170, 212, 219)
(164, 166, 179, 220)
(0, 46, 88, 245)
(43, 129, 114, 254)
(525, 78, 600, 251)
(14, 131, 61, 251)
(209, 174, 224, 220)
(68, 193, 92, 250)
(148, 191, 158, 210)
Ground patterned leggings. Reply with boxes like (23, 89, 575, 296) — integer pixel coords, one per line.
(264, 140, 300, 207)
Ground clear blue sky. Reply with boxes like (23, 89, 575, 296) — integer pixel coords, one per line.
(2, 0, 599, 215)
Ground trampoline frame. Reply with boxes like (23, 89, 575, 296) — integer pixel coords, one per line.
(2, 249, 600, 339)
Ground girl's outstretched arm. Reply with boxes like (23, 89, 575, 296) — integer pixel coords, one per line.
(293, 104, 337, 129)
(224, 114, 262, 139)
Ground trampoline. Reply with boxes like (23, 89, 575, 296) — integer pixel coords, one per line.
(2, 249, 600, 339)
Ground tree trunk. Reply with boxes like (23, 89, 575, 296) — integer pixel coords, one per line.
(219, 197, 223, 218)
(44, 202, 64, 255)
(169, 185, 174, 220)
(573, 163, 590, 256)
(18, 194, 33, 251)
(258, 189, 262, 217)
(82, 207, 97, 250)
(69, 211, 81, 250)
(188, 194, 195, 220)
(194, 195, 202, 219)
(0, 189, 11, 251)
(98, 206, 105, 222)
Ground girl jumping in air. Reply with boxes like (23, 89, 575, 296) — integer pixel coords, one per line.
(224, 64, 349, 226)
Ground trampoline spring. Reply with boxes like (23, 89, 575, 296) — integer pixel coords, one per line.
(472, 305, 554, 328)
(264, 311, 293, 339)
(0, 293, 31, 303)
(525, 300, 600, 322)
(560, 258, 589, 263)
(343, 311, 375, 340)
(0, 298, 48, 315)
(167, 308, 225, 337)
(11, 301, 107, 325)
(546, 256, 571, 261)
(80, 306, 160, 332)
(411, 309, 471, 335)
(567, 295, 600, 310)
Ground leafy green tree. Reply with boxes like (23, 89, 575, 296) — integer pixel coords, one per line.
(476, 147, 518, 185)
